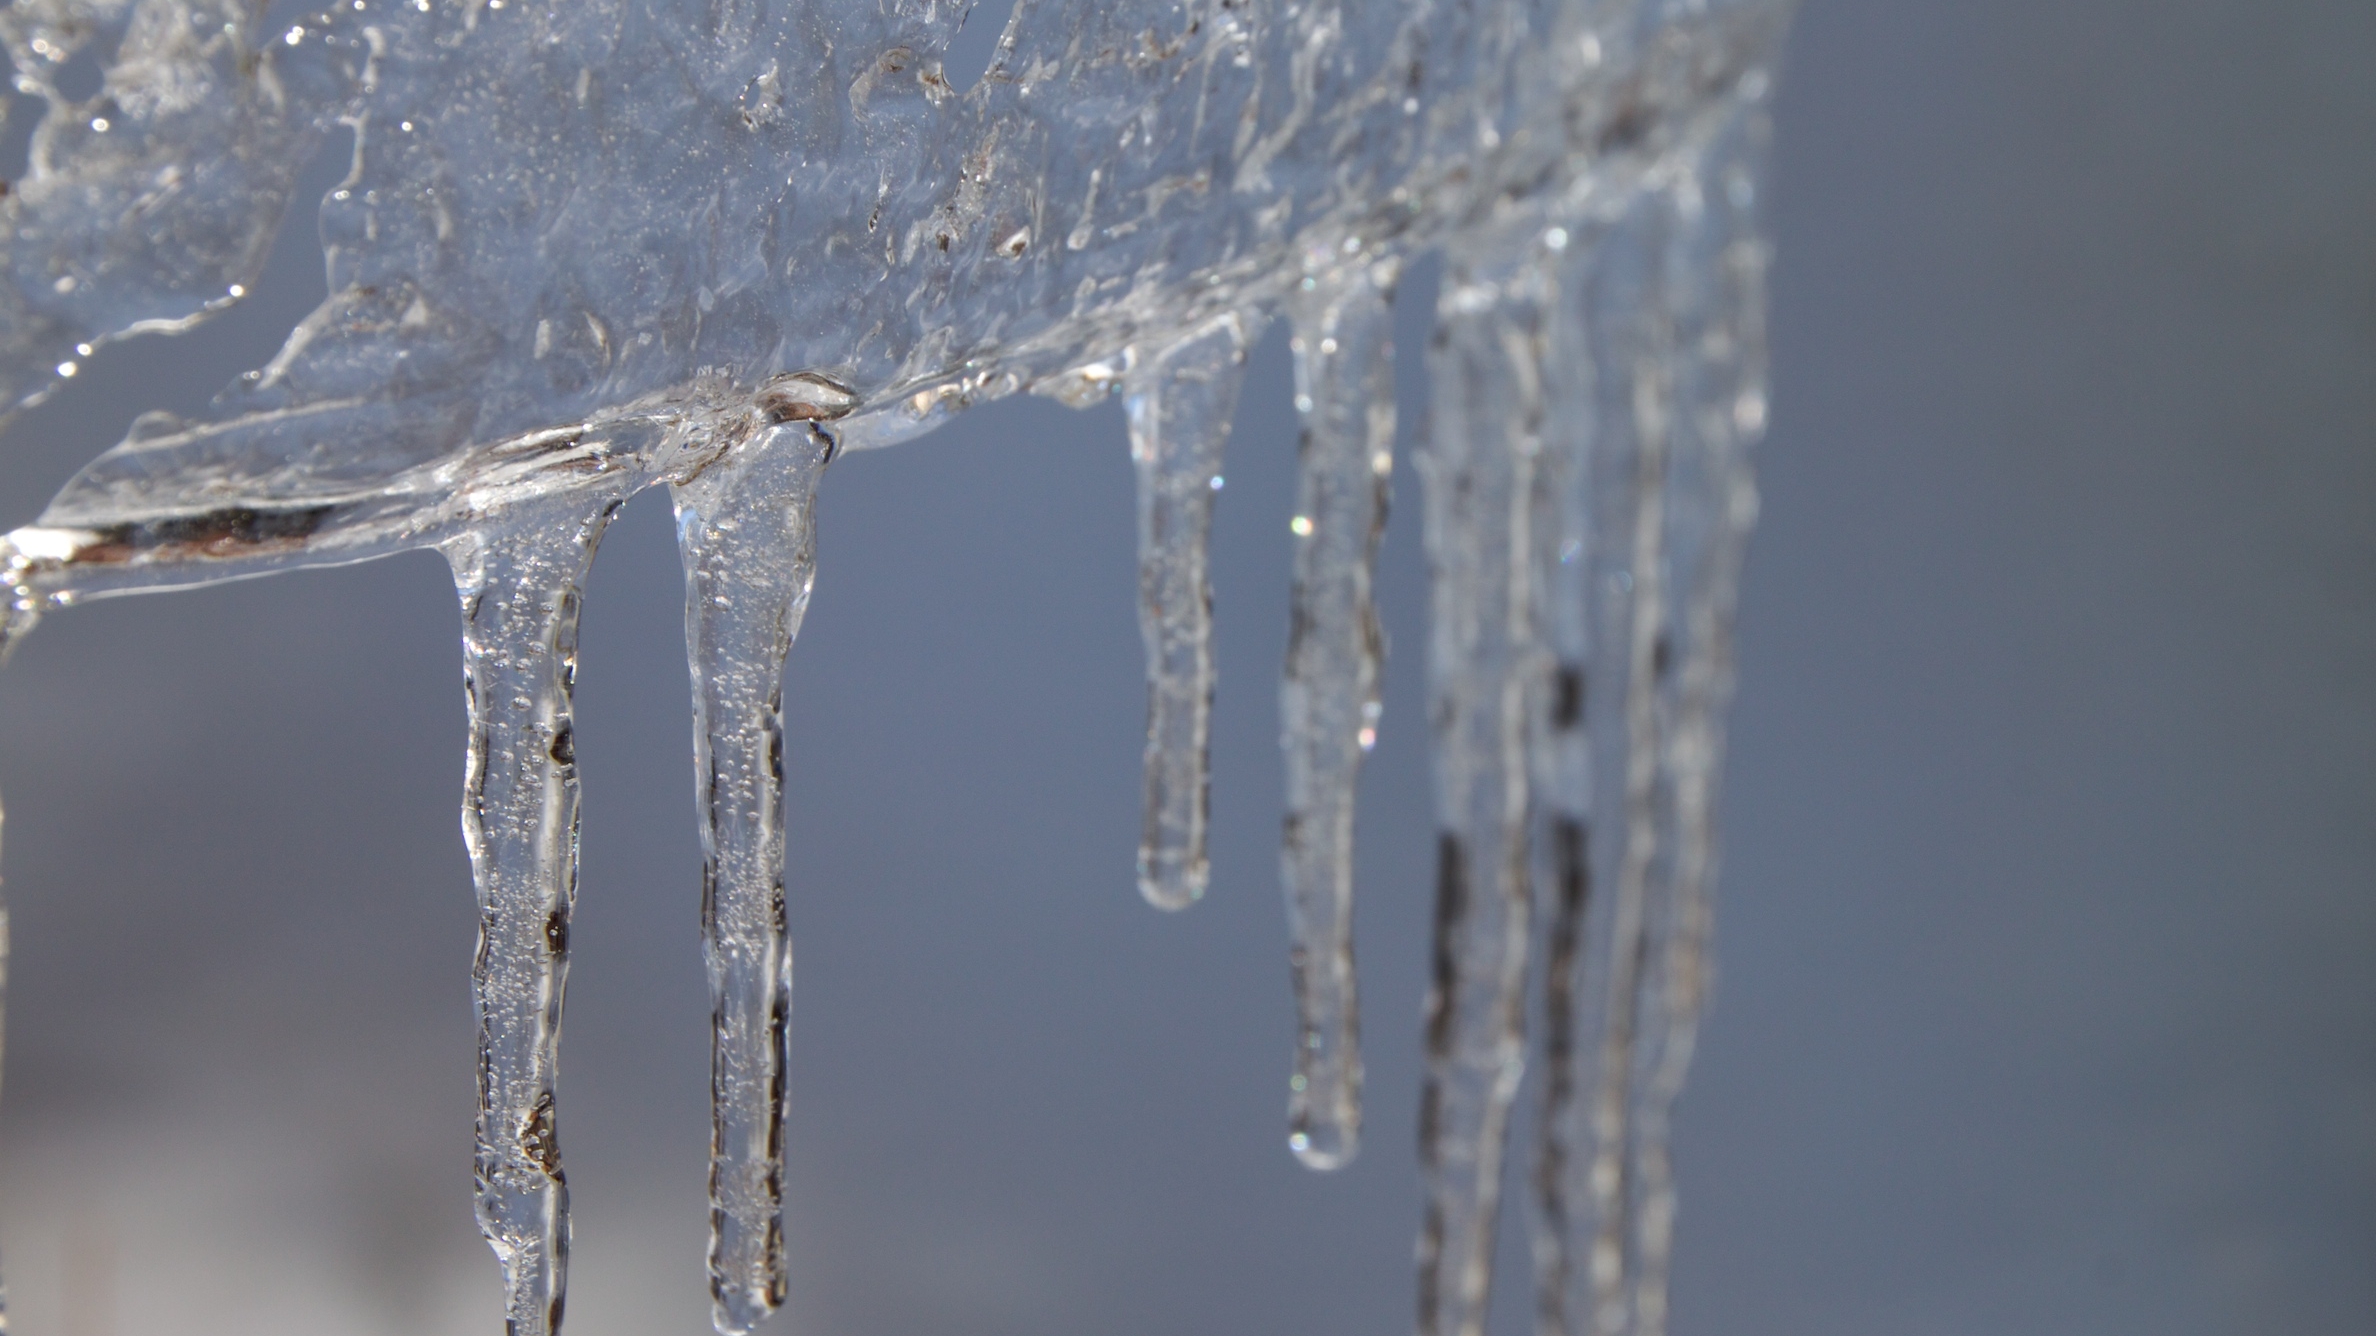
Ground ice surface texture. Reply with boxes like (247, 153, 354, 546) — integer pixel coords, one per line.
(0, 0, 1789, 1331)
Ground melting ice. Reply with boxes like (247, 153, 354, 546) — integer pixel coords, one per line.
(0, 0, 1791, 1330)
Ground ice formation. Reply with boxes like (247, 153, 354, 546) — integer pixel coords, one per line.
(0, 0, 1790, 1329)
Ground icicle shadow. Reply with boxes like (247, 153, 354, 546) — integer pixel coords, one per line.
(1278, 267, 1399, 1171)
(671, 421, 835, 1336)
(443, 501, 622, 1336)
(1123, 315, 1260, 911)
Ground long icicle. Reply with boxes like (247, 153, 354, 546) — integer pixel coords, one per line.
(1533, 93, 1775, 1336)
(1279, 269, 1397, 1171)
(671, 421, 834, 1336)
(1124, 315, 1257, 911)
(1621, 104, 1771, 1336)
(1415, 254, 1549, 1336)
(444, 503, 618, 1336)
(1526, 216, 1601, 1336)
(1589, 210, 1671, 1336)
(0, 559, 36, 1336)
(0, 792, 9, 1336)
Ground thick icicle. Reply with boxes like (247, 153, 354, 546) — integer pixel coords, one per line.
(444, 504, 618, 1336)
(1414, 255, 1550, 1336)
(1278, 271, 1397, 1171)
(1124, 317, 1257, 911)
(1531, 96, 1774, 1336)
(671, 422, 834, 1336)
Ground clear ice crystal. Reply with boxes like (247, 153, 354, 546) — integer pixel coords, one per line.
(0, 0, 1792, 1330)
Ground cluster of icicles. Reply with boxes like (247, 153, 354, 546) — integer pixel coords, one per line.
(0, 15, 1779, 1336)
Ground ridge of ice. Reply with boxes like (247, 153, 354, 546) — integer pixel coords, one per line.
(0, 0, 1792, 1331)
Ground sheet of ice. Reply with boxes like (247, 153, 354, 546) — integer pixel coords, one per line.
(0, 0, 1792, 1331)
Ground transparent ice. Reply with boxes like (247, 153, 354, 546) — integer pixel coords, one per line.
(0, 0, 1791, 1329)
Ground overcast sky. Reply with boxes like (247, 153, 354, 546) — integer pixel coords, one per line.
(0, 1, 2368, 1334)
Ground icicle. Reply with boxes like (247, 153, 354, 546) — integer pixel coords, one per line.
(0, 537, 40, 1336)
(1123, 316, 1257, 911)
(0, 794, 9, 1336)
(670, 422, 834, 1336)
(1414, 254, 1550, 1336)
(1532, 93, 1774, 1336)
(1616, 109, 1770, 1336)
(1584, 198, 1672, 1336)
(1524, 213, 1602, 1336)
(444, 503, 619, 1336)
(1278, 270, 1397, 1171)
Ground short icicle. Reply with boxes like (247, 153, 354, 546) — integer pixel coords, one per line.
(444, 502, 619, 1336)
(1278, 270, 1397, 1171)
(1123, 315, 1258, 910)
(670, 421, 835, 1336)
(1414, 252, 1549, 1336)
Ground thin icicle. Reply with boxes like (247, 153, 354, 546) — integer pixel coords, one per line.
(1279, 270, 1397, 1171)
(671, 421, 835, 1336)
(1527, 192, 1661, 1336)
(1533, 92, 1775, 1336)
(0, 798, 9, 1336)
(1523, 216, 1598, 1336)
(1124, 315, 1257, 911)
(1618, 107, 1771, 1336)
(1587, 217, 1672, 1336)
(444, 503, 618, 1336)
(0, 545, 35, 1336)
(1414, 255, 1550, 1336)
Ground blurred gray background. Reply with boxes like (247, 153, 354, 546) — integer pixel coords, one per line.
(0, 0, 2369, 1332)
